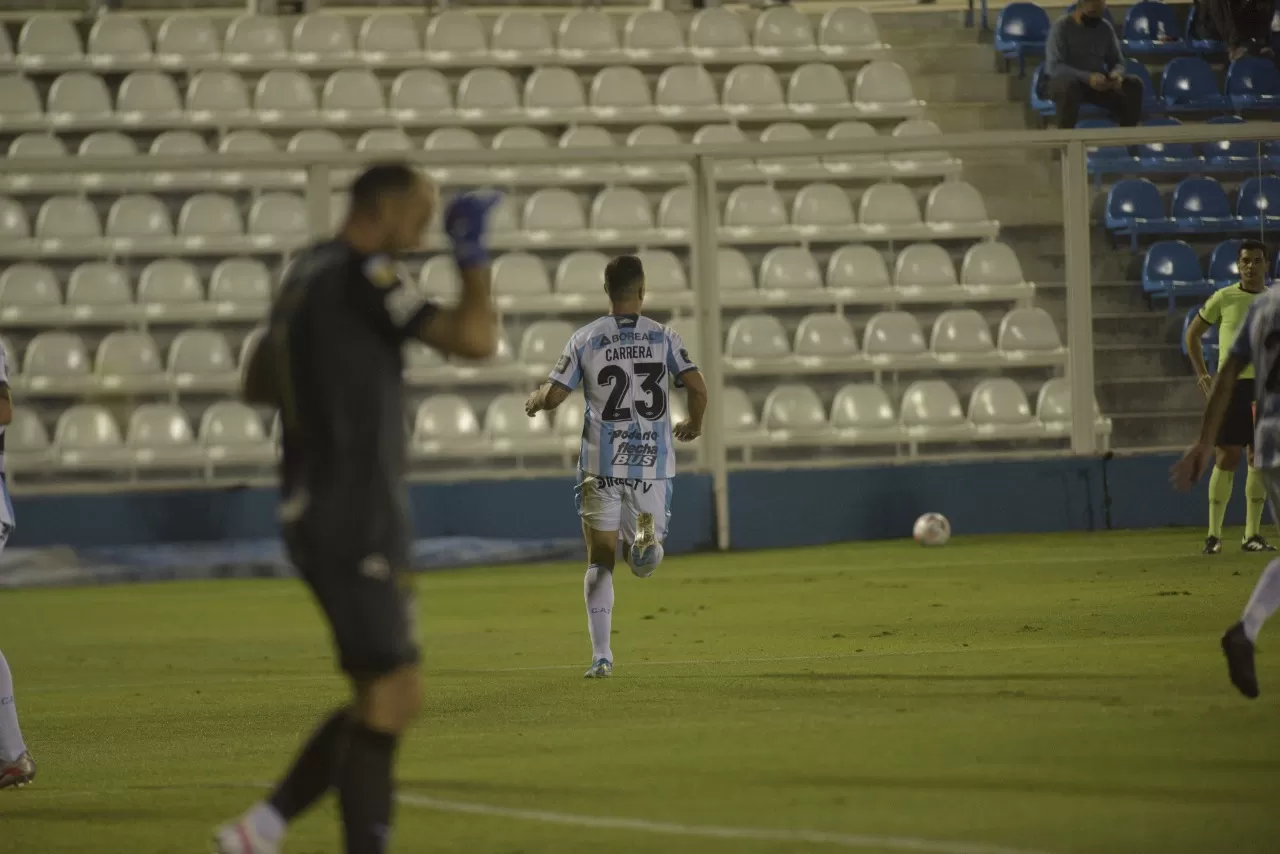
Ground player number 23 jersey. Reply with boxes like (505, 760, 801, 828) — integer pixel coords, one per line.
(548, 315, 697, 480)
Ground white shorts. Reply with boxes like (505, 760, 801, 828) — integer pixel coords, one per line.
(575, 473, 671, 544)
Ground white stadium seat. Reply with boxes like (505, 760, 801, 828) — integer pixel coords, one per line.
(931, 309, 997, 360)
(795, 313, 858, 357)
(998, 307, 1063, 356)
(420, 255, 460, 300)
(789, 63, 852, 109)
(864, 311, 927, 358)
(855, 60, 919, 111)
(255, 70, 318, 118)
(827, 244, 890, 292)
(590, 186, 654, 235)
(200, 401, 272, 466)
(793, 183, 856, 229)
(10, 133, 66, 160)
(637, 249, 687, 292)
(37, 196, 101, 242)
(323, 69, 386, 119)
(762, 384, 828, 434)
(88, 16, 152, 63)
(391, 69, 453, 118)
(56, 405, 127, 471)
(66, 262, 131, 317)
(724, 185, 788, 231)
(425, 10, 487, 59)
(358, 13, 420, 59)
(969, 379, 1036, 434)
(555, 250, 610, 295)
(292, 13, 354, 60)
(963, 241, 1029, 291)
(413, 395, 481, 451)
(624, 11, 686, 56)
(156, 16, 220, 62)
(403, 341, 447, 382)
(47, 72, 113, 123)
(79, 130, 136, 157)
(357, 128, 412, 154)
(895, 243, 959, 292)
(831, 384, 898, 434)
(0, 264, 61, 320)
(138, 259, 203, 306)
(0, 76, 44, 123)
(223, 14, 287, 61)
(520, 320, 576, 365)
(0, 196, 31, 241)
(722, 387, 762, 436)
(209, 258, 271, 306)
(891, 118, 952, 170)
(901, 379, 969, 436)
(457, 68, 521, 116)
(150, 131, 211, 186)
(718, 247, 756, 292)
(657, 186, 691, 232)
(25, 332, 91, 391)
(127, 404, 201, 468)
(689, 8, 753, 59)
(485, 393, 554, 450)
(106, 194, 173, 241)
(491, 10, 555, 59)
(820, 8, 883, 54)
(758, 123, 818, 174)
(559, 126, 618, 180)
(0, 26, 11, 63)
(860, 182, 923, 231)
(723, 64, 786, 115)
(96, 330, 164, 391)
(758, 246, 823, 292)
(492, 252, 552, 298)
(694, 124, 755, 179)
(655, 65, 720, 114)
(187, 70, 252, 119)
(591, 67, 654, 115)
(169, 330, 237, 387)
(726, 314, 790, 360)
(666, 318, 701, 361)
(221, 129, 280, 186)
(179, 193, 244, 238)
(7, 409, 54, 471)
(559, 10, 618, 55)
(926, 181, 993, 231)
(825, 121, 884, 173)
(525, 67, 588, 118)
(755, 6, 818, 55)
(19, 14, 83, 64)
(248, 193, 308, 241)
(524, 189, 587, 234)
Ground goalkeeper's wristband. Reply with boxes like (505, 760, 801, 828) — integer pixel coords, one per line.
(451, 241, 490, 270)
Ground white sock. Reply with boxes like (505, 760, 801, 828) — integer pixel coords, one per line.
(0, 650, 27, 763)
(1242, 558, 1280, 642)
(584, 563, 614, 663)
(243, 801, 287, 844)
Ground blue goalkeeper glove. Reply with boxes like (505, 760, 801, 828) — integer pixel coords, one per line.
(444, 190, 502, 270)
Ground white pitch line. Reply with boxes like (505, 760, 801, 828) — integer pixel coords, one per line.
(397, 792, 1058, 854)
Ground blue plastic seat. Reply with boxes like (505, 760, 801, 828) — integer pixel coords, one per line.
(1161, 56, 1229, 110)
(1124, 1, 1183, 53)
(1142, 240, 1211, 308)
(1136, 116, 1204, 169)
(1227, 57, 1280, 110)
(1203, 115, 1260, 167)
(1105, 178, 1167, 234)
(1122, 57, 1161, 111)
(1170, 177, 1233, 229)
(1077, 117, 1135, 172)
(1208, 238, 1243, 288)
(995, 2, 1051, 64)
(1181, 306, 1219, 369)
(1238, 176, 1280, 229)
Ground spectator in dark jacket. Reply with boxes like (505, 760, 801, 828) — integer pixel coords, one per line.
(1208, 0, 1275, 60)
(1045, 0, 1144, 129)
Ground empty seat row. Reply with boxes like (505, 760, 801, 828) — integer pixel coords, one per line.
(673, 307, 1062, 366)
(5, 8, 882, 69)
(0, 258, 270, 324)
(0, 62, 918, 129)
(3, 119, 957, 192)
(1082, 116, 1279, 176)
(422, 242, 1030, 306)
(1143, 238, 1280, 305)
(1106, 176, 1280, 248)
(0, 182, 995, 257)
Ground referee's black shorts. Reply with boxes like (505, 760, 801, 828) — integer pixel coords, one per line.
(285, 519, 420, 679)
(1217, 378, 1256, 449)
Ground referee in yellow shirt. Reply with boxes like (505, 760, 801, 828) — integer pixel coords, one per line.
(1186, 239, 1274, 554)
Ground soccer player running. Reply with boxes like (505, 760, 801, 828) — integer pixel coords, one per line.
(524, 255, 708, 678)
(214, 162, 500, 854)
(1184, 239, 1274, 554)
(1173, 249, 1280, 700)
(0, 344, 36, 790)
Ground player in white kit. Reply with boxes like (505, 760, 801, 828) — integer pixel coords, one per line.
(525, 255, 708, 678)
(1174, 265, 1280, 699)
(0, 344, 36, 789)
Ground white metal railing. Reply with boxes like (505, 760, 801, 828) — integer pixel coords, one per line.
(3, 122, 1278, 549)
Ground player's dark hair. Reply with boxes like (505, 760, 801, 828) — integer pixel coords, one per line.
(1239, 239, 1270, 262)
(604, 255, 645, 300)
(348, 161, 419, 217)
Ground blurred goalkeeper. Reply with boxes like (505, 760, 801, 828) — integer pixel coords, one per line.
(214, 163, 499, 854)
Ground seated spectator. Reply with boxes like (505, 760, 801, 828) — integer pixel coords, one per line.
(1208, 0, 1275, 60)
(1044, 0, 1143, 129)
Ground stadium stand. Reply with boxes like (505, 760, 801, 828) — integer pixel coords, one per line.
(0, 2, 1139, 486)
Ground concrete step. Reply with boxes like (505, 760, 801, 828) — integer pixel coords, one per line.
(1036, 282, 1150, 317)
(878, 16, 980, 43)
(1093, 311, 1181, 345)
(1097, 376, 1201, 412)
(889, 43, 997, 76)
(925, 101, 1029, 133)
(911, 72, 1017, 104)
(1108, 411, 1201, 449)
(1094, 343, 1188, 380)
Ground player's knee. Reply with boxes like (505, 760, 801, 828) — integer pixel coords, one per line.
(1218, 447, 1244, 471)
(357, 663, 423, 734)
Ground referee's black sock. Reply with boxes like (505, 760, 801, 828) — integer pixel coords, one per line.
(268, 706, 351, 821)
(339, 722, 400, 854)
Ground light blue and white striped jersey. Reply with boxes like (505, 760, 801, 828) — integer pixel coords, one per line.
(0, 344, 8, 475)
(1230, 286, 1280, 469)
(548, 314, 697, 480)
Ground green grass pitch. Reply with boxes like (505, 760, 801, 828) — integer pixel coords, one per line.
(2, 529, 1279, 854)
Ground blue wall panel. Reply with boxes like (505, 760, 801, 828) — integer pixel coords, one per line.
(7, 456, 1234, 553)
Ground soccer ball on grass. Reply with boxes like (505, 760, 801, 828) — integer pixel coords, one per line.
(912, 513, 951, 546)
